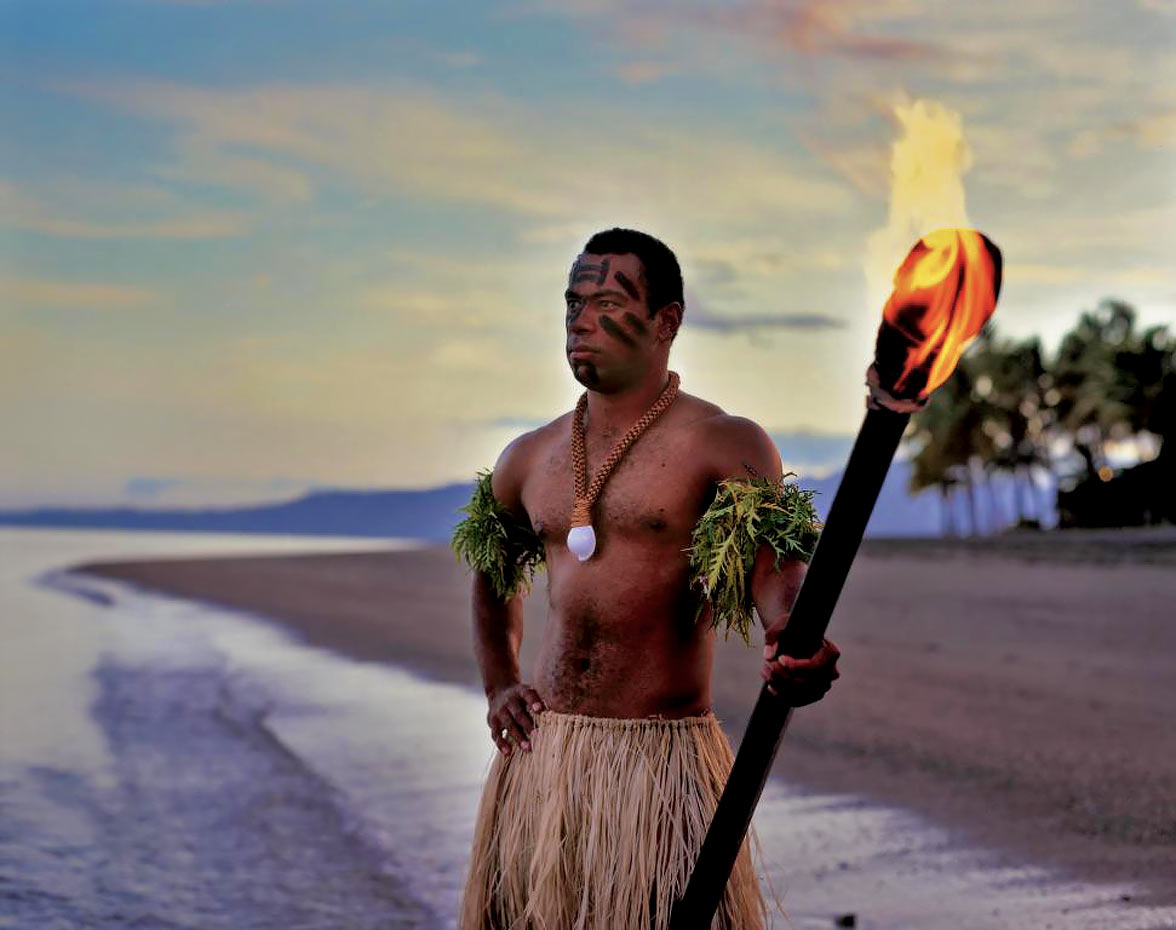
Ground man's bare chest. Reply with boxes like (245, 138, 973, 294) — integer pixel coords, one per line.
(522, 429, 714, 547)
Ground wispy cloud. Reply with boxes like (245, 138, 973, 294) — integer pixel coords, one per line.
(0, 178, 249, 240)
(693, 1, 946, 62)
(1009, 263, 1172, 287)
(481, 415, 551, 430)
(687, 304, 846, 334)
(0, 276, 163, 310)
(54, 78, 856, 226)
(614, 60, 678, 84)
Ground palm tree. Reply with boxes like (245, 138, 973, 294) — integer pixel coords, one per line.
(1049, 300, 1137, 485)
(1046, 299, 1174, 527)
(965, 329, 1053, 528)
(907, 359, 987, 536)
(907, 427, 959, 536)
(909, 300, 1174, 532)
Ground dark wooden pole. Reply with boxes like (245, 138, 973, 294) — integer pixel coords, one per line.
(667, 404, 910, 929)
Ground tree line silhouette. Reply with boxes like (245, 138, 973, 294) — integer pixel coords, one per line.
(904, 299, 1175, 534)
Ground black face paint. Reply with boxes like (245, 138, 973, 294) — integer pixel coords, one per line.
(622, 311, 648, 334)
(570, 256, 610, 286)
(614, 270, 641, 301)
(599, 314, 638, 348)
(573, 359, 600, 386)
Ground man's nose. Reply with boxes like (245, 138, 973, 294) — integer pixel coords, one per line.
(567, 309, 595, 333)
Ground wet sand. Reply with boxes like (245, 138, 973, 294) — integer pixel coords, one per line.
(75, 532, 1176, 907)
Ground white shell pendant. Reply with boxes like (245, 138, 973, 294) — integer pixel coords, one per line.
(567, 524, 597, 561)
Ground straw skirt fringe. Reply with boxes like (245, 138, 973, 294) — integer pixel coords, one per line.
(459, 710, 766, 930)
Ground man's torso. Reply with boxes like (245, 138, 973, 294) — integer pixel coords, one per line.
(518, 391, 731, 718)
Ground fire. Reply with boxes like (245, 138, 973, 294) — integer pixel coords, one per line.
(865, 98, 974, 313)
(872, 228, 1002, 400)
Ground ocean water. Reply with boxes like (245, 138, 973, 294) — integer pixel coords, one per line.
(1, 527, 1173, 930)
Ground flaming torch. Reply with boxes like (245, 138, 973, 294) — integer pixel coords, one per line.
(668, 228, 1002, 929)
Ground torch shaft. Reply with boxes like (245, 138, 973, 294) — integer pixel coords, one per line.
(667, 405, 910, 930)
(776, 404, 911, 657)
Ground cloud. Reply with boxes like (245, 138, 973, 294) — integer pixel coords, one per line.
(1008, 263, 1172, 286)
(687, 304, 846, 334)
(696, 1, 946, 62)
(615, 61, 677, 84)
(0, 177, 249, 240)
(0, 276, 163, 310)
(16, 213, 248, 240)
(686, 239, 851, 277)
(997, 204, 1176, 263)
(482, 415, 551, 430)
(356, 284, 502, 322)
(795, 131, 890, 198)
(435, 50, 483, 69)
(55, 78, 856, 226)
(522, 0, 943, 62)
(1067, 110, 1176, 159)
(769, 428, 856, 475)
(151, 144, 314, 204)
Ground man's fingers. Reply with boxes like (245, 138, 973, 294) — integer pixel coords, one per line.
(522, 686, 545, 715)
(774, 636, 840, 666)
(777, 655, 825, 673)
(489, 716, 513, 755)
(516, 694, 540, 729)
(497, 711, 527, 748)
(766, 659, 838, 685)
(505, 701, 535, 748)
(489, 705, 527, 748)
(485, 683, 547, 756)
(777, 648, 839, 673)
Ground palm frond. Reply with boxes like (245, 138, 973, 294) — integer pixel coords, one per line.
(685, 473, 821, 644)
(451, 469, 546, 600)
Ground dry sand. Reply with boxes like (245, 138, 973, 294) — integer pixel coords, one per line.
(75, 532, 1176, 906)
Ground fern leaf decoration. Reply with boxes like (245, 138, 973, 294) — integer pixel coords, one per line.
(686, 472, 822, 644)
(451, 469, 546, 600)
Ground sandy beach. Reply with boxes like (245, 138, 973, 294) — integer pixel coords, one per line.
(75, 531, 1176, 908)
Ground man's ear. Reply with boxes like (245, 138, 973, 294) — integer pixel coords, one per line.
(655, 302, 684, 343)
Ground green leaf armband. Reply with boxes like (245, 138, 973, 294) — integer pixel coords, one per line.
(686, 472, 822, 644)
(451, 469, 546, 600)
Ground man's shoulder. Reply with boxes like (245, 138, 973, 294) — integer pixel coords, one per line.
(493, 412, 570, 480)
(502, 412, 571, 458)
(676, 396, 781, 481)
(676, 393, 772, 447)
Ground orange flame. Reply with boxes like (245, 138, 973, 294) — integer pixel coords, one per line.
(873, 228, 1002, 401)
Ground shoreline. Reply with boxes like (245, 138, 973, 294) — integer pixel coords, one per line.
(73, 540, 1176, 907)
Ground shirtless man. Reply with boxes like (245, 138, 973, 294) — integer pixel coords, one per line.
(459, 228, 841, 930)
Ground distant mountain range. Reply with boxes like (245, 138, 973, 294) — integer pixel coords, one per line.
(0, 461, 1056, 540)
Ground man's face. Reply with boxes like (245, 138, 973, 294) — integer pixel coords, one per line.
(564, 252, 669, 390)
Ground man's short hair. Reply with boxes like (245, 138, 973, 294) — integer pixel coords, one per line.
(582, 228, 684, 318)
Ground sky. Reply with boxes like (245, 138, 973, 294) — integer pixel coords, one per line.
(2, 0, 1174, 507)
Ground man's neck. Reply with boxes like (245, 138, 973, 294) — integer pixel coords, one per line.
(584, 367, 672, 435)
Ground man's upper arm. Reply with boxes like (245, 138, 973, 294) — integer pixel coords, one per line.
(695, 414, 810, 637)
(705, 414, 784, 485)
(489, 430, 537, 527)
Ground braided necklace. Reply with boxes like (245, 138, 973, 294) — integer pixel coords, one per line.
(568, 370, 680, 561)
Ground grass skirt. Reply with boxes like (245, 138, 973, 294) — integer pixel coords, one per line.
(459, 710, 767, 930)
